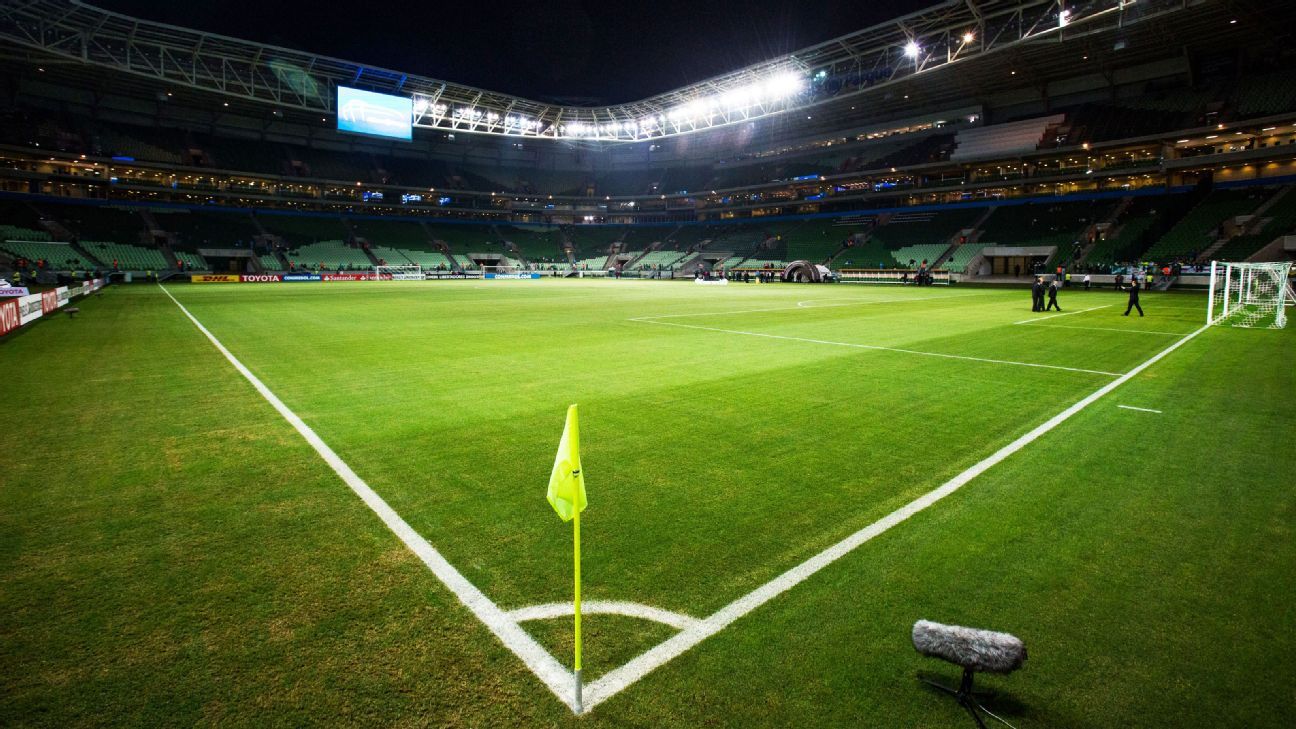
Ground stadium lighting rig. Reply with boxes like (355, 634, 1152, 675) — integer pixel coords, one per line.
(0, 0, 1206, 143)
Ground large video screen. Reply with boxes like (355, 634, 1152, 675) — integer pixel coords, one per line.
(337, 86, 412, 141)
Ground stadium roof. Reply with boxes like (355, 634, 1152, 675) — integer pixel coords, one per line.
(0, 0, 1267, 143)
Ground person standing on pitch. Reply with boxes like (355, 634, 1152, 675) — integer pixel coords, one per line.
(1031, 276, 1045, 311)
(1046, 277, 1062, 311)
(1083, 272, 1091, 290)
(1122, 276, 1144, 316)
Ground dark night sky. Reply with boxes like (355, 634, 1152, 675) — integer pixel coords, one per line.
(91, 0, 929, 104)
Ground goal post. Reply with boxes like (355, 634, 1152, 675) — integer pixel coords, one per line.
(374, 264, 423, 280)
(1207, 260, 1293, 329)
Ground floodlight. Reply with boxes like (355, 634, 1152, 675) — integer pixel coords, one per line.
(721, 87, 751, 110)
(962, 31, 975, 43)
(904, 40, 921, 58)
(764, 72, 804, 99)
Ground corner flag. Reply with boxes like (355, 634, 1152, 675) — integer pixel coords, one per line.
(547, 404, 587, 521)
(546, 404, 587, 712)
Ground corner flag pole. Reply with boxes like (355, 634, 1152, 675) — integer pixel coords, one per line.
(545, 403, 588, 713)
(573, 497, 583, 713)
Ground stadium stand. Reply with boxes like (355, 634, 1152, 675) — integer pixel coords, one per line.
(0, 240, 85, 269)
(1142, 188, 1266, 261)
(565, 226, 622, 261)
(1057, 104, 1189, 145)
(863, 134, 957, 170)
(258, 252, 285, 271)
(950, 115, 1063, 161)
(618, 227, 665, 254)
(499, 225, 567, 262)
(1212, 187, 1296, 261)
(733, 258, 785, 270)
(258, 214, 350, 248)
(831, 233, 895, 269)
(978, 200, 1112, 247)
(942, 243, 991, 273)
(780, 219, 858, 262)
(50, 204, 148, 245)
(1084, 195, 1172, 267)
(888, 244, 948, 267)
(350, 217, 429, 249)
(0, 224, 50, 242)
(346, 218, 453, 269)
(92, 122, 184, 165)
(283, 240, 372, 270)
(0, 199, 47, 231)
(631, 250, 689, 270)
(707, 223, 769, 256)
(573, 255, 609, 269)
(155, 210, 260, 249)
(83, 240, 168, 270)
(172, 251, 209, 270)
(288, 147, 376, 182)
(1232, 72, 1296, 119)
(871, 208, 981, 249)
(192, 134, 287, 175)
(661, 225, 711, 252)
(422, 223, 496, 253)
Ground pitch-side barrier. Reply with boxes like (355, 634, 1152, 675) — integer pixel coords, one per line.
(0, 277, 107, 337)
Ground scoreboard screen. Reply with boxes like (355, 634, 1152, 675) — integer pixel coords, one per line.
(337, 86, 412, 141)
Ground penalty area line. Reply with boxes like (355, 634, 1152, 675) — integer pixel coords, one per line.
(1117, 404, 1163, 414)
(631, 317, 1121, 377)
(1013, 304, 1111, 325)
(156, 285, 581, 712)
(581, 320, 1211, 712)
(630, 293, 975, 321)
(1016, 322, 1186, 336)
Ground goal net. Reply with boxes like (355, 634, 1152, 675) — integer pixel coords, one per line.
(375, 264, 423, 281)
(1207, 260, 1294, 329)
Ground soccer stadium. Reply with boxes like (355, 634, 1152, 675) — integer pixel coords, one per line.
(2, 0, 1295, 725)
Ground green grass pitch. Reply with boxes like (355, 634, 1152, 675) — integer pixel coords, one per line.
(2, 279, 1293, 727)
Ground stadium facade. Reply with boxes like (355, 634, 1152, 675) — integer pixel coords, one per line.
(0, 0, 1294, 279)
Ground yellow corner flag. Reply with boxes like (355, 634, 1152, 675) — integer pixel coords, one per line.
(546, 404, 587, 712)
(547, 404, 587, 522)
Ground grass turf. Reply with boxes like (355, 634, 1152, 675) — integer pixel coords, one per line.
(1, 279, 1292, 726)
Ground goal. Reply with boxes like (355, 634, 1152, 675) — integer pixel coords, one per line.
(1206, 260, 1295, 329)
(375, 264, 423, 281)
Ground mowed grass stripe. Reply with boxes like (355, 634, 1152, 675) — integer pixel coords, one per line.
(589, 323, 1295, 727)
(0, 286, 573, 726)
(163, 281, 1143, 619)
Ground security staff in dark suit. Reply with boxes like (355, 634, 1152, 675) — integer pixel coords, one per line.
(1046, 278, 1061, 311)
(1031, 276, 1045, 311)
(1123, 276, 1144, 316)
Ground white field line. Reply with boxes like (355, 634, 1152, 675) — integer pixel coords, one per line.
(631, 318, 1122, 377)
(1117, 404, 1163, 414)
(507, 601, 701, 631)
(157, 285, 580, 711)
(1017, 322, 1186, 336)
(630, 294, 973, 321)
(1013, 304, 1110, 325)
(795, 297, 945, 308)
(581, 320, 1211, 712)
